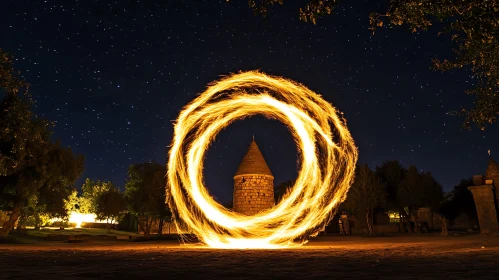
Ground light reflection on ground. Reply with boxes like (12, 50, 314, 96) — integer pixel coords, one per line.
(2, 235, 498, 279)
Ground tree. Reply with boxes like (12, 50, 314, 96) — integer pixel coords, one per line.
(17, 194, 51, 230)
(125, 162, 170, 236)
(419, 171, 444, 210)
(343, 164, 386, 235)
(151, 166, 171, 235)
(81, 178, 114, 213)
(439, 178, 477, 225)
(244, 1, 499, 129)
(397, 166, 443, 233)
(64, 189, 91, 215)
(375, 161, 405, 208)
(0, 49, 84, 237)
(375, 160, 407, 232)
(240, 0, 338, 24)
(0, 137, 83, 236)
(0, 48, 26, 95)
(95, 186, 126, 233)
(397, 166, 421, 232)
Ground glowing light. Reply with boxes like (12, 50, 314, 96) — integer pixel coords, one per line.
(68, 212, 97, 228)
(49, 212, 118, 228)
(167, 71, 358, 249)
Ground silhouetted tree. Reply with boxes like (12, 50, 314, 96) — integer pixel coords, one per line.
(419, 171, 444, 211)
(125, 162, 170, 236)
(343, 165, 386, 235)
(151, 166, 171, 235)
(95, 186, 126, 233)
(375, 160, 407, 231)
(397, 166, 443, 232)
(439, 178, 477, 226)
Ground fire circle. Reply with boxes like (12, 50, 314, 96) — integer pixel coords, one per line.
(167, 71, 358, 248)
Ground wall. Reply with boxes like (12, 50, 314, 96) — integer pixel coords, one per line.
(233, 174, 274, 215)
(468, 185, 499, 233)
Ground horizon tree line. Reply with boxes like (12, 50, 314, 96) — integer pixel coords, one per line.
(7, 163, 172, 236)
(275, 161, 477, 235)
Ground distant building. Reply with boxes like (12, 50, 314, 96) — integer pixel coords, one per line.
(469, 157, 499, 233)
(233, 138, 275, 215)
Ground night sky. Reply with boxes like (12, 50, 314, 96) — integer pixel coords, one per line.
(1, 0, 496, 205)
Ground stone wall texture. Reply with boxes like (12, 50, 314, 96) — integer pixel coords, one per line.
(485, 158, 499, 205)
(233, 174, 274, 215)
(468, 185, 499, 233)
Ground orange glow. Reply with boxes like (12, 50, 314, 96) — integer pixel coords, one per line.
(68, 212, 97, 228)
(167, 71, 358, 249)
(49, 212, 117, 228)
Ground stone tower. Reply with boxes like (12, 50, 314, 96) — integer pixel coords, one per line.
(485, 157, 499, 188)
(233, 138, 275, 215)
(468, 157, 499, 233)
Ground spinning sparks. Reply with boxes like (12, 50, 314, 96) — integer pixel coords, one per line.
(167, 71, 358, 249)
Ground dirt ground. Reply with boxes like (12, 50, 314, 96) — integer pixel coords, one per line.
(1, 234, 498, 279)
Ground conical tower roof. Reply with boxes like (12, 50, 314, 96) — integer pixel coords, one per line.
(234, 139, 273, 177)
(486, 157, 499, 179)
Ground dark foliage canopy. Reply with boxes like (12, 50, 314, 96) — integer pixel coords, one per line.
(342, 164, 386, 213)
(124, 162, 170, 234)
(439, 178, 477, 220)
(0, 49, 84, 236)
(95, 186, 126, 223)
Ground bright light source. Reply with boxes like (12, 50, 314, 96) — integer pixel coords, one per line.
(50, 212, 118, 228)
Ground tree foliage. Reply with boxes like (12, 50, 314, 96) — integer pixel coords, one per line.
(343, 164, 386, 234)
(64, 188, 91, 215)
(375, 160, 405, 210)
(0, 48, 26, 95)
(397, 166, 443, 211)
(243, 1, 499, 129)
(17, 194, 52, 230)
(0, 49, 84, 236)
(124, 162, 170, 236)
(344, 165, 387, 213)
(242, 0, 338, 24)
(95, 186, 126, 232)
(418, 171, 445, 210)
(375, 160, 408, 232)
(396, 165, 443, 232)
(342, 161, 446, 233)
(439, 178, 477, 222)
(81, 178, 114, 213)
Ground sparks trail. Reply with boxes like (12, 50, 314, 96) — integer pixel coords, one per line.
(167, 71, 358, 249)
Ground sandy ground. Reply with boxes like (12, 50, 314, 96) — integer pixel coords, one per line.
(1, 234, 498, 279)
